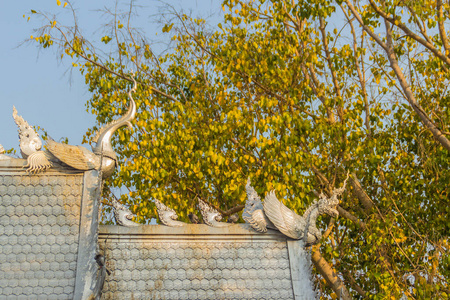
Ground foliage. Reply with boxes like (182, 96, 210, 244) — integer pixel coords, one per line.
(28, 0, 449, 298)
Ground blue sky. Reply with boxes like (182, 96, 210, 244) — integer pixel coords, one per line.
(0, 0, 222, 154)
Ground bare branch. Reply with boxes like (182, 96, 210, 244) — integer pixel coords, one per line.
(343, 270, 367, 297)
(437, 0, 450, 57)
(318, 16, 344, 121)
(369, 0, 450, 67)
(341, 5, 372, 137)
(382, 17, 450, 151)
(344, 0, 388, 51)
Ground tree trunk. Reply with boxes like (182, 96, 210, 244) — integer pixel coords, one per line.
(311, 245, 352, 300)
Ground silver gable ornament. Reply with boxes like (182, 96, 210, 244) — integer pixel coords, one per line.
(155, 199, 186, 227)
(111, 196, 140, 227)
(198, 199, 232, 228)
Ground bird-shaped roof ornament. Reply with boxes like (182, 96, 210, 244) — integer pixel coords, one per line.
(154, 199, 186, 227)
(263, 173, 349, 246)
(198, 199, 232, 228)
(22, 77, 137, 178)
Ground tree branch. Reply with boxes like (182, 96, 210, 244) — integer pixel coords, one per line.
(343, 270, 367, 297)
(437, 0, 450, 57)
(319, 16, 344, 121)
(337, 206, 366, 229)
(341, 5, 372, 138)
(381, 17, 450, 151)
(311, 245, 352, 300)
(222, 205, 245, 216)
(349, 173, 374, 211)
(344, 0, 388, 51)
(369, 0, 450, 67)
(304, 64, 336, 123)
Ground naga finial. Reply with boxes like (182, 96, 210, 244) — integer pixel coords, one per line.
(198, 199, 232, 228)
(243, 178, 274, 233)
(317, 171, 349, 214)
(110, 196, 140, 227)
(12, 106, 42, 158)
(227, 213, 239, 223)
(154, 199, 186, 227)
(188, 213, 200, 224)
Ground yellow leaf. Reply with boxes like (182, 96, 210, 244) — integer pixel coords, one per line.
(56, 0, 61, 6)
(63, 2, 68, 7)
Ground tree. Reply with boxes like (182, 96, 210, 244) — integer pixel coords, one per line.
(29, 0, 449, 298)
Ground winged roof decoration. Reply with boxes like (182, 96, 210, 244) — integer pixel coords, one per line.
(10, 107, 53, 172)
(263, 173, 349, 246)
(242, 178, 274, 233)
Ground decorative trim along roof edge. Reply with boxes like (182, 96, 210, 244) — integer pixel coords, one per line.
(0, 158, 83, 174)
(99, 224, 290, 241)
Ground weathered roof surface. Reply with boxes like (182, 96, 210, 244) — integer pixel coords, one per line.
(0, 158, 317, 299)
(0, 159, 83, 299)
(100, 224, 317, 300)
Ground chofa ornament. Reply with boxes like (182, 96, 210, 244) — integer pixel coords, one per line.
(244, 173, 349, 246)
(18, 78, 137, 178)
